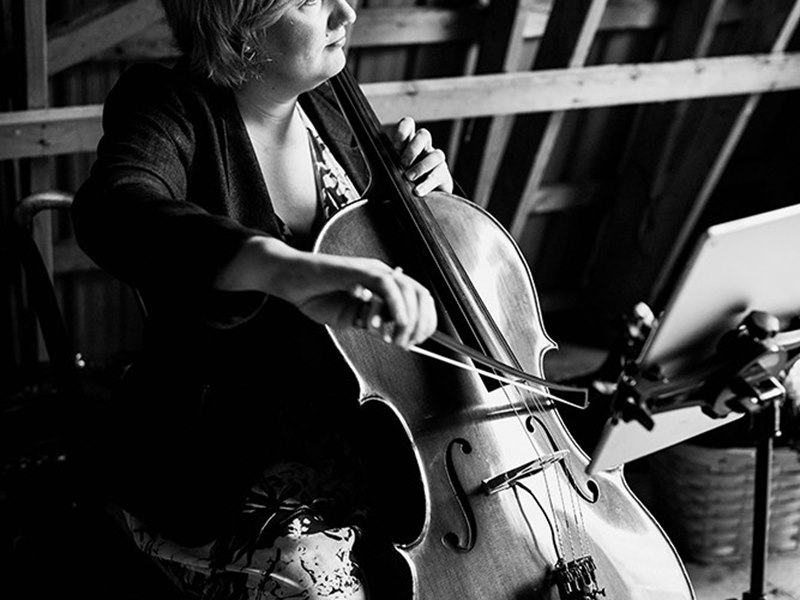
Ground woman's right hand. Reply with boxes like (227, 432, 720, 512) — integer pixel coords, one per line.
(288, 253, 437, 349)
(215, 236, 437, 348)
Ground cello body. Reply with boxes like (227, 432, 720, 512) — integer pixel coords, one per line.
(316, 191, 696, 600)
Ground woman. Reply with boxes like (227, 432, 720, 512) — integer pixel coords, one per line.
(72, 1, 452, 598)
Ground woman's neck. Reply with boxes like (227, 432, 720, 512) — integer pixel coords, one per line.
(235, 79, 300, 143)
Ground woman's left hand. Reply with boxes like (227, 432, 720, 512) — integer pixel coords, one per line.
(391, 116, 454, 196)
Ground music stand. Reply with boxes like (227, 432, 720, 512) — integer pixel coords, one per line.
(588, 203, 800, 473)
(586, 204, 800, 600)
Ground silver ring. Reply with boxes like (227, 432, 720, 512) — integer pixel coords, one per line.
(351, 284, 373, 302)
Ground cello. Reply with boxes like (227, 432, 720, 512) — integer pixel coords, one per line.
(315, 66, 695, 600)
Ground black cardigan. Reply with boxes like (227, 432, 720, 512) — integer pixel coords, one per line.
(73, 64, 370, 546)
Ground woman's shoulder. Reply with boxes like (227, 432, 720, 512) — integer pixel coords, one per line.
(109, 63, 193, 98)
(104, 63, 227, 123)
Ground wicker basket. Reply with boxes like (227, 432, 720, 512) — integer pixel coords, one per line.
(648, 442, 800, 564)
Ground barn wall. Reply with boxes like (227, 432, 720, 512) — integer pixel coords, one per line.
(2, 0, 799, 377)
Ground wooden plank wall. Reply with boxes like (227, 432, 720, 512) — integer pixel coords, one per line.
(2, 0, 799, 374)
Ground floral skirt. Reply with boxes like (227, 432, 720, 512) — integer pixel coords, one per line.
(126, 460, 368, 600)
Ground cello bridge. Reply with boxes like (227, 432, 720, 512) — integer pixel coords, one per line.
(481, 449, 568, 494)
(549, 556, 605, 600)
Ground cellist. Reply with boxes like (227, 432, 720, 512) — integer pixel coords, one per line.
(71, 0, 448, 598)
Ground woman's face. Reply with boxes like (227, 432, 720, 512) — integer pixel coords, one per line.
(258, 0, 356, 96)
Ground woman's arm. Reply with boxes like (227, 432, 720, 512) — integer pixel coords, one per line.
(214, 236, 437, 348)
(72, 66, 261, 300)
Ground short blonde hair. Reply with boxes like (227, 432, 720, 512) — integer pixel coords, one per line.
(160, 0, 294, 88)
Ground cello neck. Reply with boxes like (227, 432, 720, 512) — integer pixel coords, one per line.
(328, 68, 524, 371)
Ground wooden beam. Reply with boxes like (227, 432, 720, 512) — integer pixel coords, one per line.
(351, 6, 482, 47)
(24, 0, 51, 258)
(584, 0, 729, 321)
(48, 0, 162, 75)
(24, 0, 52, 363)
(521, 0, 659, 40)
(50, 5, 487, 73)
(105, 3, 656, 65)
(509, 0, 609, 240)
(651, 0, 800, 302)
(25, 0, 47, 109)
(584, 0, 800, 319)
(453, 0, 534, 206)
(352, 0, 418, 84)
(367, 53, 800, 121)
(527, 180, 605, 213)
(0, 105, 103, 160)
(46, 0, 747, 72)
(483, 0, 607, 234)
(647, 0, 728, 197)
(90, 7, 485, 67)
(3, 52, 800, 161)
(441, 0, 486, 168)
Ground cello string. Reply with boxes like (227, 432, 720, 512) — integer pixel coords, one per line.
(514, 482, 562, 561)
(394, 203, 593, 558)
(374, 308, 591, 556)
(512, 382, 580, 562)
(431, 324, 595, 554)
(408, 343, 570, 557)
(503, 371, 571, 560)
(507, 374, 587, 561)
(408, 329, 587, 555)
(450, 323, 587, 560)
(406, 321, 590, 556)
(423, 336, 581, 559)
(355, 295, 570, 546)
(525, 391, 591, 560)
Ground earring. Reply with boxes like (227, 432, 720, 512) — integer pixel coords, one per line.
(243, 44, 257, 63)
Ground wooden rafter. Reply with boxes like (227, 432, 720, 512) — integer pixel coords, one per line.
(351, 6, 483, 47)
(47, 0, 161, 75)
(102, 2, 670, 66)
(352, 0, 417, 84)
(585, 0, 800, 317)
(584, 0, 729, 317)
(44, 0, 752, 75)
(479, 0, 607, 235)
(652, 0, 800, 302)
(645, 0, 728, 197)
(453, 0, 534, 206)
(3, 52, 800, 161)
(24, 0, 51, 254)
(24, 0, 47, 109)
(509, 0, 608, 240)
(23, 0, 52, 362)
(48, 4, 489, 74)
